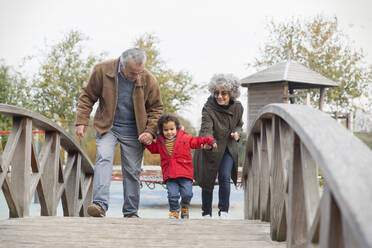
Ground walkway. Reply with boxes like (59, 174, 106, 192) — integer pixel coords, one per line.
(0, 217, 285, 248)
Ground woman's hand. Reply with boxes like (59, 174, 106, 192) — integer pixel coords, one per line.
(212, 142, 217, 149)
(231, 132, 239, 141)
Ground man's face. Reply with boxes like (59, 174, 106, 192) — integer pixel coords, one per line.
(121, 60, 145, 82)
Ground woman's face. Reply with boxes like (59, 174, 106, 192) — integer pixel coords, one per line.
(214, 87, 230, 105)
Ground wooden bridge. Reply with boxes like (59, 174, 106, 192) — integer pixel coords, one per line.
(0, 103, 372, 247)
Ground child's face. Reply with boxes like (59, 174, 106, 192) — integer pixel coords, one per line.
(163, 121, 177, 139)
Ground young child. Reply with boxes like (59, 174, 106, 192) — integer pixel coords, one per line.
(145, 114, 217, 219)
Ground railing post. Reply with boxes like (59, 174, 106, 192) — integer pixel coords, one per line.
(65, 153, 81, 216)
(10, 117, 32, 217)
(41, 132, 60, 216)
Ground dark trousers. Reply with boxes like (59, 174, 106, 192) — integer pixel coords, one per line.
(166, 178, 193, 211)
(202, 152, 233, 216)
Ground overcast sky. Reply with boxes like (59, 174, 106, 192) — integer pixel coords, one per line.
(1, 0, 371, 129)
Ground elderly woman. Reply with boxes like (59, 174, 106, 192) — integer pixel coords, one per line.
(193, 73, 243, 219)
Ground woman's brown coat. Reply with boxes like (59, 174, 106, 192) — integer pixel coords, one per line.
(193, 96, 244, 191)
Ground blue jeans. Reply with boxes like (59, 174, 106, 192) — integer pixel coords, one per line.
(202, 152, 233, 216)
(92, 131, 143, 216)
(166, 178, 193, 211)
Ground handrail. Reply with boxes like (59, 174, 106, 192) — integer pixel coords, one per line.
(243, 103, 372, 248)
(0, 104, 94, 218)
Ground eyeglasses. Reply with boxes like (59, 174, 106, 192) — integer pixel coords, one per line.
(214, 91, 229, 97)
(126, 70, 144, 77)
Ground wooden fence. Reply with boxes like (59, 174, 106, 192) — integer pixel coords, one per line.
(0, 104, 94, 218)
(243, 103, 372, 248)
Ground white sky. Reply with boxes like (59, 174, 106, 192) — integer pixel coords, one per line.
(1, 0, 371, 130)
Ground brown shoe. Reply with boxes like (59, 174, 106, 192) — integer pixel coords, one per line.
(181, 207, 189, 219)
(87, 203, 105, 217)
(169, 210, 179, 219)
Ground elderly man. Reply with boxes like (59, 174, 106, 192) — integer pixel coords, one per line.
(76, 48, 163, 218)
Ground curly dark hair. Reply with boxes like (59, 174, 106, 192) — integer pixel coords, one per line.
(157, 114, 181, 136)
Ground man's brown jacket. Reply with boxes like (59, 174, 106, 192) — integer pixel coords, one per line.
(76, 58, 163, 137)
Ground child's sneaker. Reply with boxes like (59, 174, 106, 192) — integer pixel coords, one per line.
(181, 207, 189, 219)
(169, 210, 179, 219)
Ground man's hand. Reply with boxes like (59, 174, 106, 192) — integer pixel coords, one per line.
(138, 132, 153, 145)
(76, 125, 87, 139)
(231, 132, 239, 141)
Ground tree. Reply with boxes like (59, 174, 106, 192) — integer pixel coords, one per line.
(249, 15, 372, 112)
(0, 60, 30, 108)
(0, 60, 31, 149)
(0, 60, 30, 130)
(134, 33, 199, 113)
(32, 30, 104, 130)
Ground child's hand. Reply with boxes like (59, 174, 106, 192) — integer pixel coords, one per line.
(231, 132, 239, 141)
(201, 144, 211, 149)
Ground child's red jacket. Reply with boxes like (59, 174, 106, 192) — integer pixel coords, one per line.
(145, 129, 216, 182)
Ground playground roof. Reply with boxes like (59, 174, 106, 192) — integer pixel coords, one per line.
(241, 61, 339, 89)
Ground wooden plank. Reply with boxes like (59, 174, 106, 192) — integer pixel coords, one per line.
(41, 132, 60, 216)
(57, 153, 76, 201)
(259, 120, 270, 222)
(79, 175, 93, 217)
(1, 177, 20, 218)
(270, 116, 285, 241)
(247, 151, 254, 219)
(0, 118, 23, 187)
(29, 142, 41, 205)
(308, 202, 320, 244)
(0, 217, 286, 248)
(65, 153, 81, 216)
(243, 151, 252, 219)
(35, 136, 54, 216)
(300, 142, 320, 230)
(252, 134, 260, 219)
(342, 218, 360, 248)
(11, 117, 32, 217)
(319, 185, 345, 248)
(287, 134, 307, 247)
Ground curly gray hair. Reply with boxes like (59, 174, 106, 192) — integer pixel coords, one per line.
(208, 73, 241, 100)
(120, 48, 146, 68)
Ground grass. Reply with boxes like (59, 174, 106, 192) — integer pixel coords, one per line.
(354, 132, 372, 150)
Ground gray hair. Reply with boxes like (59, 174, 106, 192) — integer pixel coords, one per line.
(208, 73, 241, 100)
(120, 48, 146, 68)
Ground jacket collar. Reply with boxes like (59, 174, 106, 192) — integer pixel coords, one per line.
(105, 58, 146, 87)
(104, 58, 119, 78)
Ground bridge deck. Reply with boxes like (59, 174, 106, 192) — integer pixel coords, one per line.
(0, 217, 285, 248)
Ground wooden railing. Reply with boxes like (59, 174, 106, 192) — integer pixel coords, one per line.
(0, 104, 94, 218)
(243, 103, 372, 248)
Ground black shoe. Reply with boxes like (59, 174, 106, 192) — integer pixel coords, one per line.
(124, 213, 140, 218)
